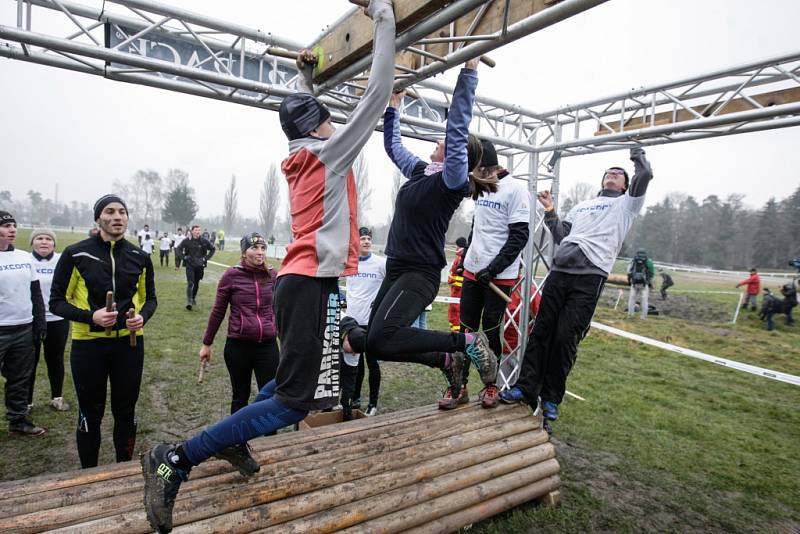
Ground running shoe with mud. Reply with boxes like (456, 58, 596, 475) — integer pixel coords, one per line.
(141, 443, 189, 533)
(440, 351, 465, 395)
(465, 332, 498, 384)
(438, 385, 469, 410)
(213, 443, 260, 477)
(479, 383, 499, 408)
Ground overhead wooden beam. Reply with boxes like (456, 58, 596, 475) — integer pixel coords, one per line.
(310, 0, 563, 83)
(595, 87, 800, 135)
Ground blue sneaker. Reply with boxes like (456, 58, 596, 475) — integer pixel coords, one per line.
(498, 386, 527, 404)
(541, 400, 559, 421)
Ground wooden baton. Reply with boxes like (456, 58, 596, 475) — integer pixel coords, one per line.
(104, 291, 113, 336)
(489, 282, 512, 304)
(127, 308, 137, 348)
(197, 360, 208, 384)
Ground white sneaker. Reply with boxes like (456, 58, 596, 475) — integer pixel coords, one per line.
(50, 397, 70, 411)
(365, 405, 378, 416)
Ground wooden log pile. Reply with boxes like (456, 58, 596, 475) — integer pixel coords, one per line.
(0, 402, 561, 533)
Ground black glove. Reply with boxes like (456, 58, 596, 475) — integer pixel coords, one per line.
(475, 267, 494, 286)
(630, 147, 646, 161)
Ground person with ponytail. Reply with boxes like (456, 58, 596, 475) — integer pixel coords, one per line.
(341, 58, 501, 406)
(198, 233, 278, 415)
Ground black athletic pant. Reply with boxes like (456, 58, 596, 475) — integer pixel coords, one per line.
(71, 337, 144, 468)
(175, 251, 182, 269)
(186, 265, 205, 303)
(0, 323, 35, 423)
(516, 271, 605, 406)
(223, 337, 279, 414)
(159, 249, 170, 266)
(28, 319, 69, 403)
(458, 279, 512, 385)
(348, 260, 465, 368)
(353, 352, 381, 406)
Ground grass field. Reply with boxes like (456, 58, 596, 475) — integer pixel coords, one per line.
(2, 230, 799, 532)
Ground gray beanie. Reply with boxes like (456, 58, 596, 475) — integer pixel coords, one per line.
(30, 228, 56, 246)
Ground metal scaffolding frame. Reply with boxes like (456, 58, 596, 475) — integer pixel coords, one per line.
(2, 0, 800, 390)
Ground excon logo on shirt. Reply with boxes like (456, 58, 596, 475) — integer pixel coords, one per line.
(475, 199, 502, 210)
(0, 264, 30, 271)
(574, 203, 612, 214)
(354, 272, 379, 279)
(36, 268, 55, 275)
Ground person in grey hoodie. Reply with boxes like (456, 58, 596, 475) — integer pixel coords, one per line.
(500, 148, 654, 434)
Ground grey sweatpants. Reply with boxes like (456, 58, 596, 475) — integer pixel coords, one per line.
(628, 285, 649, 319)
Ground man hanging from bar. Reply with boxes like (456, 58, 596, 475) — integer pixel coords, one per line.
(139, 1, 396, 532)
(499, 148, 654, 434)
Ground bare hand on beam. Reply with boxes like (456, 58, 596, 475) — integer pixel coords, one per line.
(465, 56, 480, 70)
(389, 89, 406, 108)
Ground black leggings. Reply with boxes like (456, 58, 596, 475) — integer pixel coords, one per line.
(28, 319, 70, 403)
(354, 352, 381, 406)
(349, 260, 465, 368)
(223, 337, 279, 414)
(458, 279, 512, 385)
(159, 249, 170, 266)
(71, 337, 144, 468)
(186, 266, 205, 301)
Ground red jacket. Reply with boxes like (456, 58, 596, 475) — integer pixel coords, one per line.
(738, 273, 760, 295)
(203, 262, 277, 345)
(503, 280, 542, 355)
(447, 247, 466, 331)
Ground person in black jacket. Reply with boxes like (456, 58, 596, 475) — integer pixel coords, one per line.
(50, 194, 157, 467)
(176, 225, 215, 310)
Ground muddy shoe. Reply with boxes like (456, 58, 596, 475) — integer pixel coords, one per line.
(479, 384, 498, 409)
(438, 385, 468, 410)
(441, 352, 465, 395)
(141, 444, 189, 534)
(213, 443, 260, 477)
(9, 418, 46, 436)
(465, 332, 498, 384)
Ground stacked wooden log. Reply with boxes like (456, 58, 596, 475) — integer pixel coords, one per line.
(0, 402, 560, 533)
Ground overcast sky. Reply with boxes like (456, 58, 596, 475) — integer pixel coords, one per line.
(1, 0, 799, 226)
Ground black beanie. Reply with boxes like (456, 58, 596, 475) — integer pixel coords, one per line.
(479, 139, 498, 168)
(240, 232, 266, 252)
(279, 93, 331, 140)
(456, 237, 467, 248)
(359, 226, 372, 238)
(93, 194, 128, 221)
(0, 211, 16, 226)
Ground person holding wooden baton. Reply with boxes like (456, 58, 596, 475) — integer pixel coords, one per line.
(50, 194, 157, 468)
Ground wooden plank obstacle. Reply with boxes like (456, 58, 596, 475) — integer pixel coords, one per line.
(0, 402, 561, 533)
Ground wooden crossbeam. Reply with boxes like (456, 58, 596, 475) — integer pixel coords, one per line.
(595, 87, 800, 135)
(310, 0, 563, 82)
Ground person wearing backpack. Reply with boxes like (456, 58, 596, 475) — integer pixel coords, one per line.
(627, 249, 655, 319)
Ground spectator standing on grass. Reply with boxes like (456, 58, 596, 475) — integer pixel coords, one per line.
(159, 232, 172, 267)
(736, 268, 760, 311)
(176, 225, 215, 311)
(50, 194, 157, 467)
(140, 4, 398, 531)
(0, 211, 47, 436)
(217, 229, 225, 251)
(446, 237, 468, 332)
(500, 148, 654, 435)
(342, 227, 385, 419)
(137, 224, 150, 247)
(199, 233, 279, 415)
(28, 229, 71, 413)
(173, 228, 186, 269)
(659, 269, 674, 300)
(627, 248, 655, 319)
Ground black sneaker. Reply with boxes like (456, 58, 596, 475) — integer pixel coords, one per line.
(213, 443, 260, 477)
(141, 443, 189, 533)
(185, 303, 192, 311)
(9, 418, 46, 436)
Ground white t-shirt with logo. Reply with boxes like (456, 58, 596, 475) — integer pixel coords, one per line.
(0, 248, 39, 326)
(173, 233, 186, 250)
(31, 252, 64, 322)
(159, 237, 172, 251)
(137, 229, 151, 243)
(561, 193, 645, 274)
(464, 177, 531, 280)
(345, 253, 386, 326)
(141, 238, 155, 254)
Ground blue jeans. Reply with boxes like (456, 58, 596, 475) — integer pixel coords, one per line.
(182, 379, 307, 465)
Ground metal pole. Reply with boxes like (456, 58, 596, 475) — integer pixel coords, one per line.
(731, 293, 744, 324)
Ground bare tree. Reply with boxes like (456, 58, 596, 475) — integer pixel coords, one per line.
(559, 181, 595, 217)
(353, 153, 372, 225)
(112, 169, 163, 228)
(223, 175, 238, 233)
(259, 164, 281, 238)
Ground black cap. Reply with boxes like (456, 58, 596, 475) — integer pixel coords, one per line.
(93, 194, 128, 221)
(479, 139, 498, 168)
(240, 232, 266, 252)
(279, 93, 331, 140)
(0, 210, 16, 226)
(359, 227, 372, 238)
(456, 237, 467, 248)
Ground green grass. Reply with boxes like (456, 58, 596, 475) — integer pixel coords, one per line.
(2, 230, 799, 532)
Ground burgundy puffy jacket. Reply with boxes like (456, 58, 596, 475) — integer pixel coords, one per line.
(202, 262, 277, 345)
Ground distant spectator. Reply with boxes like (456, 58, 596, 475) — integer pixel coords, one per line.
(137, 224, 150, 246)
(627, 248, 655, 319)
(173, 228, 186, 269)
(217, 229, 226, 251)
(658, 269, 674, 300)
(159, 232, 172, 267)
(446, 237, 468, 332)
(736, 268, 760, 311)
(760, 284, 795, 331)
(141, 233, 155, 255)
